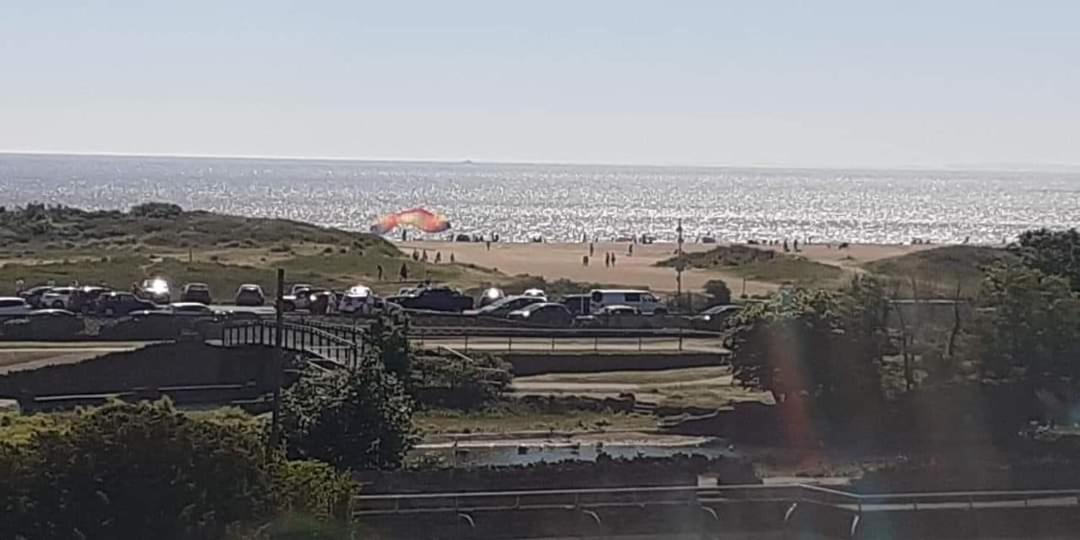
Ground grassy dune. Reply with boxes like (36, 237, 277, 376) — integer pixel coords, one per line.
(0, 204, 503, 296)
(657, 244, 847, 288)
(863, 245, 1015, 298)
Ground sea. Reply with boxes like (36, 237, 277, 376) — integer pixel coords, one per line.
(2, 153, 1079, 245)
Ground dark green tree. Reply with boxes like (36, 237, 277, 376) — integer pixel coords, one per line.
(1009, 228, 1080, 291)
(968, 262, 1080, 382)
(280, 362, 415, 471)
(703, 279, 732, 305)
(729, 280, 889, 420)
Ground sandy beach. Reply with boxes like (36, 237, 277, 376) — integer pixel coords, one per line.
(403, 240, 941, 295)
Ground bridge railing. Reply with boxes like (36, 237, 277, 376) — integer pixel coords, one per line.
(222, 319, 364, 369)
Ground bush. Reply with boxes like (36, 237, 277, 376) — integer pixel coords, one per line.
(281, 364, 416, 471)
(271, 460, 357, 521)
(412, 351, 512, 409)
(130, 202, 183, 219)
(0, 400, 275, 539)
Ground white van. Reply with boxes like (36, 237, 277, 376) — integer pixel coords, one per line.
(588, 289, 667, 314)
(0, 297, 31, 316)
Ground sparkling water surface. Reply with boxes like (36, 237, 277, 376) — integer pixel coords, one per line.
(2, 153, 1078, 244)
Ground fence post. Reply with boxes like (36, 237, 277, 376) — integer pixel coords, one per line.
(638, 335, 643, 352)
(594, 335, 598, 352)
(464, 334, 469, 353)
(508, 335, 512, 352)
(679, 328, 684, 351)
(551, 336, 556, 352)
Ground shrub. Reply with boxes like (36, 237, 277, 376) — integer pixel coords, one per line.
(0, 400, 275, 539)
(281, 364, 415, 471)
(130, 202, 183, 219)
(703, 279, 732, 305)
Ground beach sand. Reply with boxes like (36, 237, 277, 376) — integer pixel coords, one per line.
(403, 240, 939, 295)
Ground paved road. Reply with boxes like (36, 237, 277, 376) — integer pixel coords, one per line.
(0, 341, 158, 374)
(413, 336, 727, 353)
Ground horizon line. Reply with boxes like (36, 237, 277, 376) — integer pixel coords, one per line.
(2, 149, 1078, 175)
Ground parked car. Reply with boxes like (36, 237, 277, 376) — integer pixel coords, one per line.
(588, 289, 667, 314)
(96, 292, 157, 317)
(464, 295, 546, 317)
(18, 286, 54, 308)
(387, 286, 474, 312)
(0, 297, 32, 316)
(180, 283, 213, 304)
(283, 285, 315, 311)
(561, 294, 592, 316)
(308, 290, 336, 314)
(69, 286, 111, 314)
(28, 308, 77, 317)
(338, 285, 376, 315)
(139, 278, 172, 304)
(596, 304, 640, 316)
(235, 284, 266, 306)
(691, 304, 742, 331)
(478, 287, 506, 307)
(522, 288, 546, 298)
(40, 287, 77, 309)
(170, 302, 219, 317)
(507, 302, 574, 327)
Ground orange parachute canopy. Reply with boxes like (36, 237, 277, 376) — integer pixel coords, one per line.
(370, 208, 451, 234)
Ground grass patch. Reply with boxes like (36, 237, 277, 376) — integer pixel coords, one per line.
(415, 404, 655, 435)
(520, 366, 732, 385)
(863, 245, 1015, 298)
(657, 244, 846, 287)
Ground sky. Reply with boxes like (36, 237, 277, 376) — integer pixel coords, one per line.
(1, 1, 1078, 169)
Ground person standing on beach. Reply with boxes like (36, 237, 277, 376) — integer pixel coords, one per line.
(376, 264, 384, 281)
(583, 255, 589, 267)
(611, 253, 617, 266)
(604, 253, 610, 267)
(589, 242, 595, 257)
(450, 253, 455, 263)
(399, 263, 408, 282)
(485, 240, 491, 251)
(435, 252, 441, 263)
(628, 244, 633, 256)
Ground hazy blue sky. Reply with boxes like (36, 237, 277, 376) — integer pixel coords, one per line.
(1, 1, 1077, 168)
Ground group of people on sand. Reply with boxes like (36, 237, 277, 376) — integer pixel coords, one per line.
(581, 241, 629, 268)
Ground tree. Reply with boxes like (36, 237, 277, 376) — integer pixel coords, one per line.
(1009, 228, 1080, 291)
(729, 281, 888, 421)
(968, 262, 1080, 383)
(703, 279, 732, 305)
(281, 363, 416, 471)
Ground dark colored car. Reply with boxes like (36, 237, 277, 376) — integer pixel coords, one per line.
(507, 302, 574, 327)
(387, 286, 473, 312)
(69, 286, 111, 314)
(235, 284, 266, 306)
(18, 286, 54, 309)
(180, 283, 213, 304)
(464, 295, 546, 317)
(561, 294, 592, 316)
(96, 292, 157, 317)
(690, 304, 742, 331)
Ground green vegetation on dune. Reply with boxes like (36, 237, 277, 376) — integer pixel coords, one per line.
(0, 202, 396, 255)
(863, 245, 1016, 297)
(0, 203, 505, 295)
(657, 244, 846, 287)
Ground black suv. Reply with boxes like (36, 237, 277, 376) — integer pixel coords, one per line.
(96, 292, 157, 317)
(387, 286, 474, 312)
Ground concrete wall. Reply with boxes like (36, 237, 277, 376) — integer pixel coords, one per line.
(504, 351, 726, 376)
